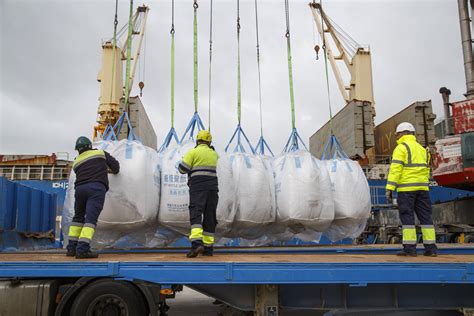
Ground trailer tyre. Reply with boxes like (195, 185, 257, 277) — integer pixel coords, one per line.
(69, 279, 147, 316)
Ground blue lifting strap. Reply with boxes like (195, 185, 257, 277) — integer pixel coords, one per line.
(225, 124, 255, 154)
(282, 128, 308, 153)
(255, 135, 274, 157)
(180, 112, 206, 143)
(159, 127, 180, 152)
(321, 134, 349, 160)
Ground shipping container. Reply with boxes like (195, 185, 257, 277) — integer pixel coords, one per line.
(452, 98, 474, 134)
(0, 177, 57, 251)
(309, 100, 374, 159)
(119, 96, 157, 150)
(374, 101, 436, 161)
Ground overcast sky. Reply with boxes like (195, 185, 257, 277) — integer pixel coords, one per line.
(0, 0, 467, 157)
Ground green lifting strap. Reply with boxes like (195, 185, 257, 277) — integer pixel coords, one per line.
(320, 0, 334, 134)
(237, 0, 242, 124)
(171, 0, 175, 128)
(284, 0, 296, 129)
(323, 41, 334, 134)
(124, 0, 134, 113)
(109, 0, 119, 108)
(193, 1, 199, 112)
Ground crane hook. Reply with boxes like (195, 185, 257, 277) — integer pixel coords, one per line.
(314, 45, 320, 60)
(139, 81, 145, 97)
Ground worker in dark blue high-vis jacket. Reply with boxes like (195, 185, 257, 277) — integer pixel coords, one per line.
(178, 130, 219, 258)
(386, 122, 437, 257)
(66, 136, 120, 259)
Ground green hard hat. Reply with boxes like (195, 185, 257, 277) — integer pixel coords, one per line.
(75, 136, 92, 151)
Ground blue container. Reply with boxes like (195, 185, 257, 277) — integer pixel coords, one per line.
(0, 177, 57, 251)
(16, 180, 68, 215)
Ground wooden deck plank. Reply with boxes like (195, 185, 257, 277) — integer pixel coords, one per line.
(1, 252, 473, 263)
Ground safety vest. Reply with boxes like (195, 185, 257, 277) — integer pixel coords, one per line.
(72, 149, 105, 171)
(386, 135, 430, 192)
(178, 144, 218, 177)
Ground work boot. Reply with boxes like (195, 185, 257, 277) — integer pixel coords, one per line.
(76, 251, 99, 259)
(187, 241, 204, 258)
(423, 250, 438, 257)
(203, 246, 214, 256)
(66, 240, 77, 257)
(396, 250, 417, 257)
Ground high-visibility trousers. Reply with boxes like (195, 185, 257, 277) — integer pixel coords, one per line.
(67, 182, 106, 254)
(188, 190, 219, 246)
(398, 190, 437, 251)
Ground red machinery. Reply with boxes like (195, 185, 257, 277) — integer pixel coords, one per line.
(433, 96, 474, 191)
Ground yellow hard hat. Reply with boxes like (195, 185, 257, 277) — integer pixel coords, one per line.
(197, 130, 212, 142)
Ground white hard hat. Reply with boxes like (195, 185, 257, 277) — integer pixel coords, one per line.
(396, 122, 415, 133)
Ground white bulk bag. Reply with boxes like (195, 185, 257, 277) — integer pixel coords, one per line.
(61, 172, 77, 245)
(323, 159, 371, 241)
(215, 152, 236, 236)
(158, 141, 195, 234)
(98, 140, 161, 229)
(61, 139, 161, 247)
(228, 152, 275, 238)
(274, 151, 334, 233)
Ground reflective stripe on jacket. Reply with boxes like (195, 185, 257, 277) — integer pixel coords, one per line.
(73, 149, 105, 170)
(386, 135, 430, 192)
(73, 149, 120, 190)
(178, 144, 218, 192)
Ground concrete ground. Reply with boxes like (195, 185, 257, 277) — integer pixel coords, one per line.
(166, 287, 222, 315)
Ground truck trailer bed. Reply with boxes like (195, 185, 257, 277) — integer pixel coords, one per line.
(1, 251, 474, 263)
(1, 245, 474, 284)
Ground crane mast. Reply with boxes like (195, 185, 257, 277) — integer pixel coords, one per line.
(94, 5, 149, 140)
(309, 2, 375, 115)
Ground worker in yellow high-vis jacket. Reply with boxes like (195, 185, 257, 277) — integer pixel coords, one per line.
(178, 130, 219, 258)
(386, 122, 437, 257)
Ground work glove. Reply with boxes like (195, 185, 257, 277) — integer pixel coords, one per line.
(385, 190, 393, 204)
(175, 160, 182, 172)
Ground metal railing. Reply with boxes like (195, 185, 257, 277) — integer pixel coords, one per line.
(0, 165, 71, 181)
(370, 185, 395, 208)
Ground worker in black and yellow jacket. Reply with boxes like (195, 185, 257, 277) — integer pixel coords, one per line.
(66, 136, 120, 259)
(178, 130, 219, 258)
(386, 122, 437, 257)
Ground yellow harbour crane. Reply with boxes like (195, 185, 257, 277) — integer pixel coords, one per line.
(94, 4, 149, 140)
(309, 2, 375, 116)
